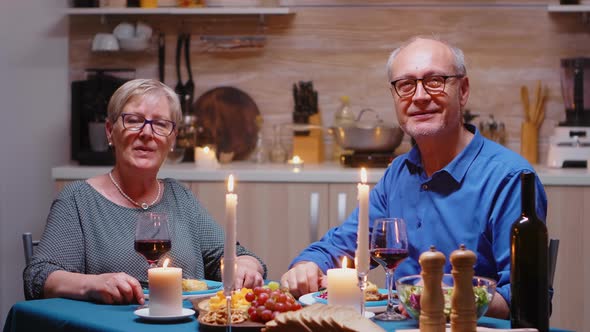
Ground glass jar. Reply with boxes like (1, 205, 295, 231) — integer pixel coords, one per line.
(269, 125, 287, 163)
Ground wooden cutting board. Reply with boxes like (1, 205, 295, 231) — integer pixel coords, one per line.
(192, 87, 260, 161)
(191, 298, 265, 332)
(398, 327, 537, 331)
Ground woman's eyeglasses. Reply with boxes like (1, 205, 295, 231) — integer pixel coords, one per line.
(120, 113, 176, 137)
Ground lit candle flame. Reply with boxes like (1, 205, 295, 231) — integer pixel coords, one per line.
(360, 167, 367, 184)
(163, 258, 170, 268)
(204, 146, 210, 154)
(227, 174, 234, 193)
(341, 256, 348, 269)
(292, 155, 301, 163)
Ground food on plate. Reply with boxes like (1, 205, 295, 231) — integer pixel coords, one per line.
(181, 278, 208, 292)
(365, 281, 389, 301)
(316, 281, 390, 302)
(207, 288, 252, 312)
(201, 309, 249, 325)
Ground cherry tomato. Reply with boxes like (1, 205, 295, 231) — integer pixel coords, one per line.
(245, 291, 256, 302)
(260, 309, 273, 322)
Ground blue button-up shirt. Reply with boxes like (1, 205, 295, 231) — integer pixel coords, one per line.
(290, 124, 547, 304)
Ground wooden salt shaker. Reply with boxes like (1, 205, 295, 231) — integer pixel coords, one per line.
(419, 246, 446, 332)
(450, 244, 477, 332)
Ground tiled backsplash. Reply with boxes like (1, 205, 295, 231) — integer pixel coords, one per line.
(69, 1, 590, 164)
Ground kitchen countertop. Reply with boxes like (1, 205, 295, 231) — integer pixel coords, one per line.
(52, 162, 590, 186)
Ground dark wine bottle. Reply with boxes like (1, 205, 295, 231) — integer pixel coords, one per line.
(510, 172, 549, 332)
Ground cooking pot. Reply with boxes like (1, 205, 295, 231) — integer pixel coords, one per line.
(330, 108, 404, 152)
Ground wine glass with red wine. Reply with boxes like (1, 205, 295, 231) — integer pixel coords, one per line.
(370, 217, 409, 321)
(134, 212, 171, 268)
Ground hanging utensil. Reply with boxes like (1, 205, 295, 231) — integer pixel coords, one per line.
(184, 33, 195, 112)
(158, 32, 165, 83)
(174, 34, 187, 114)
(533, 83, 547, 129)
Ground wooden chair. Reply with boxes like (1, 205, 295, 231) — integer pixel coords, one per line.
(22, 232, 40, 265)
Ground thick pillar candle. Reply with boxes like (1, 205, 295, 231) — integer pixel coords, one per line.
(223, 174, 237, 295)
(195, 146, 219, 168)
(148, 258, 182, 316)
(356, 167, 370, 274)
(327, 257, 360, 311)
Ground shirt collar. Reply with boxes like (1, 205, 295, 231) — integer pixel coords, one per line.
(403, 124, 483, 184)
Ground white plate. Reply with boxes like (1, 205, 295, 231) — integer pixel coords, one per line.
(134, 307, 195, 322)
(299, 293, 384, 315)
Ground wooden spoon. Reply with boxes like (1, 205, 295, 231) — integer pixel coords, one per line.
(520, 85, 530, 122)
(532, 80, 542, 125)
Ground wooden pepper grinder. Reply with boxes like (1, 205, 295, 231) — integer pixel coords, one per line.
(419, 246, 446, 332)
(450, 244, 477, 332)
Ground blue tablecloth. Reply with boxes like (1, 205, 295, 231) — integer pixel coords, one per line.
(3, 298, 570, 332)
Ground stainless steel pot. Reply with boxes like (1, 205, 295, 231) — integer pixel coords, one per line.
(330, 108, 404, 152)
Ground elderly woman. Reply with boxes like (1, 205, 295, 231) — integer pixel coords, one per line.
(24, 79, 266, 305)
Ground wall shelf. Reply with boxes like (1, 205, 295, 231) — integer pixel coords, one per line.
(547, 4, 590, 23)
(66, 7, 293, 15)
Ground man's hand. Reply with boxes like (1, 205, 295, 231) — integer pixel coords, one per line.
(280, 261, 327, 298)
(84, 272, 144, 305)
(234, 255, 264, 289)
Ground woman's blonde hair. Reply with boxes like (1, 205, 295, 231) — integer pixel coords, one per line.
(107, 78, 182, 125)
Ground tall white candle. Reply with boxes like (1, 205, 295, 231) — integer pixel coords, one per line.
(223, 174, 237, 295)
(356, 167, 370, 274)
(148, 258, 182, 316)
(327, 257, 360, 312)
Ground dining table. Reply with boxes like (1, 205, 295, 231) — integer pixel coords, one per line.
(3, 298, 572, 332)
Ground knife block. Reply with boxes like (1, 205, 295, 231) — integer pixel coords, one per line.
(293, 113, 324, 164)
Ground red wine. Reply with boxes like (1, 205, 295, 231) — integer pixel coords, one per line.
(510, 172, 549, 332)
(135, 239, 171, 263)
(370, 248, 408, 270)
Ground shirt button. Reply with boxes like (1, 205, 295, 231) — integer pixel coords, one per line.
(422, 184, 428, 190)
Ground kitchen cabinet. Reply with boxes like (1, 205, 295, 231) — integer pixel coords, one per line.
(544, 186, 590, 332)
(190, 180, 385, 284)
(190, 181, 329, 281)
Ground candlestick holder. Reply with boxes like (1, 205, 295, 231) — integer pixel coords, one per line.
(357, 270, 368, 317)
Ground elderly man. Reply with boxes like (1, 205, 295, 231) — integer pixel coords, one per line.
(281, 36, 547, 319)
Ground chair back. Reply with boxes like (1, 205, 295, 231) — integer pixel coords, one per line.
(549, 238, 559, 288)
(22, 232, 40, 265)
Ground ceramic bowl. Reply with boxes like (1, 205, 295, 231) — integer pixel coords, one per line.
(91, 33, 119, 51)
(113, 22, 135, 39)
(396, 274, 496, 322)
(118, 36, 150, 51)
(135, 21, 153, 39)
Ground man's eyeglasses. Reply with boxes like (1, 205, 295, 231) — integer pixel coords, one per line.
(390, 75, 464, 98)
(120, 113, 176, 137)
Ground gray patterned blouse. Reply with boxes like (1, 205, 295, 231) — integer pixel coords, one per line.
(23, 178, 266, 300)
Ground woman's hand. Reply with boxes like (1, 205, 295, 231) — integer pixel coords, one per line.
(85, 272, 145, 305)
(44, 270, 144, 305)
(234, 255, 264, 289)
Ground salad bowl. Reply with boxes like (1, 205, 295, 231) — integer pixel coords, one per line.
(396, 274, 496, 321)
